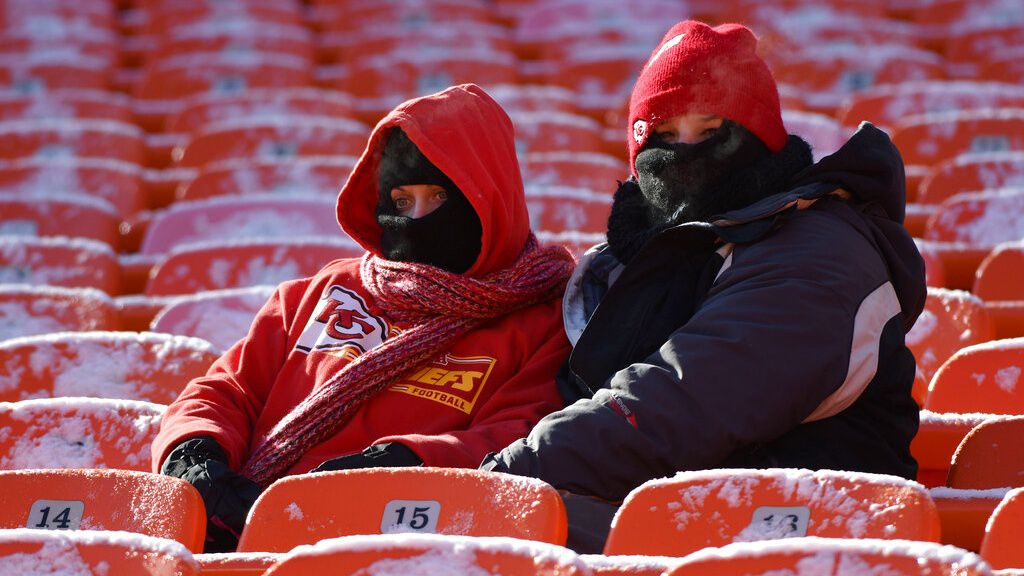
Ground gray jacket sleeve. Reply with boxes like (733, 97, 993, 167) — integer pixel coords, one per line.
(492, 208, 899, 501)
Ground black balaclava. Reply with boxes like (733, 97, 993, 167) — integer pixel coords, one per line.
(607, 120, 812, 264)
(375, 127, 482, 274)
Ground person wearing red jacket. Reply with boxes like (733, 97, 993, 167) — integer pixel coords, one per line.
(153, 84, 575, 552)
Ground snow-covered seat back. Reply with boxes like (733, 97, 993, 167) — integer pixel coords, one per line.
(0, 89, 134, 125)
(0, 528, 199, 576)
(176, 156, 355, 202)
(0, 119, 145, 166)
(974, 241, 1024, 302)
(926, 337, 1024, 415)
(667, 537, 991, 576)
(981, 487, 1024, 570)
(0, 469, 204, 554)
(0, 156, 145, 218)
(150, 286, 274, 352)
(0, 331, 218, 404)
(262, 534, 586, 576)
(136, 53, 314, 102)
(167, 88, 354, 134)
(0, 285, 118, 341)
(525, 186, 611, 234)
(837, 81, 1024, 132)
(604, 468, 940, 557)
(0, 193, 121, 247)
(892, 109, 1024, 168)
(0, 398, 163, 472)
(919, 152, 1024, 206)
(924, 188, 1024, 248)
(948, 415, 1024, 490)
(782, 110, 848, 162)
(0, 237, 120, 294)
(522, 152, 625, 193)
(144, 238, 361, 296)
(509, 111, 604, 156)
(238, 468, 567, 553)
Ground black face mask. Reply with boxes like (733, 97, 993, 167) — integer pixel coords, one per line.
(376, 188, 482, 274)
(634, 120, 772, 225)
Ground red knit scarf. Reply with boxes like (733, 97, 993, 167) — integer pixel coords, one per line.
(241, 234, 574, 486)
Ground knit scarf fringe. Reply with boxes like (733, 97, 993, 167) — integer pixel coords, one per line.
(241, 234, 574, 486)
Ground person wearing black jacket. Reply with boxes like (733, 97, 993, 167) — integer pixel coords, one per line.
(482, 20, 926, 553)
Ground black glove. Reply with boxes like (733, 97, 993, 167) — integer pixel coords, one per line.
(161, 436, 263, 553)
(310, 442, 422, 473)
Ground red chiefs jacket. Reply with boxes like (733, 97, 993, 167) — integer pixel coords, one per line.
(152, 85, 569, 475)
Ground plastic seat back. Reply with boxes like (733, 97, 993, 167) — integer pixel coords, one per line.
(136, 53, 313, 101)
(580, 554, 681, 576)
(523, 152, 625, 192)
(893, 109, 1024, 168)
(837, 81, 1024, 131)
(918, 152, 1024, 206)
(926, 338, 1024, 415)
(0, 285, 118, 340)
(0, 89, 134, 124)
(981, 487, 1024, 569)
(548, 44, 652, 115)
(510, 111, 604, 156)
(0, 529, 199, 575)
(0, 119, 144, 165)
(924, 188, 1024, 247)
(782, 110, 848, 161)
(150, 286, 275, 351)
(0, 156, 145, 218)
(167, 88, 353, 134)
(0, 194, 121, 247)
(178, 157, 355, 201)
(238, 468, 567, 552)
(173, 116, 366, 168)
(141, 196, 341, 255)
(487, 84, 576, 115)
(145, 239, 360, 296)
(149, 26, 314, 67)
(906, 288, 994, 406)
(949, 416, 1024, 489)
(525, 186, 611, 234)
(604, 468, 939, 556)
(667, 537, 991, 576)
(263, 534, 585, 576)
(0, 331, 217, 403)
(0, 469, 204, 553)
(974, 242, 1024, 301)
(0, 237, 120, 294)
(0, 57, 110, 92)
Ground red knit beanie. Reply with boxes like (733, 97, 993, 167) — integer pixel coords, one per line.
(627, 20, 788, 175)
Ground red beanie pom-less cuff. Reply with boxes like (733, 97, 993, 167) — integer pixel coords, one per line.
(627, 20, 787, 174)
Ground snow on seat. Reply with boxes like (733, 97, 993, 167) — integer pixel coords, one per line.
(892, 109, 1024, 169)
(0, 2, 117, 32)
(836, 82, 1024, 132)
(919, 152, 1024, 207)
(135, 52, 314, 102)
(510, 111, 605, 156)
(912, 411, 998, 488)
(0, 528, 199, 576)
(546, 43, 659, 116)
(603, 468, 940, 557)
(145, 23, 312, 66)
(0, 89, 134, 124)
(0, 156, 145, 218)
(238, 468, 567, 552)
(261, 534, 586, 576)
(929, 486, 1010, 554)
(945, 24, 1024, 77)
(0, 237, 120, 294)
(138, 1, 305, 36)
(0, 285, 117, 341)
(314, 0, 496, 36)
(0, 51, 111, 92)
(195, 551, 282, 576)
(580, 554, 682, 576)
(150, 285, 275, 352)
(166, 87, 354, 135)
(0, 469, 203, 553)
(0, 397, 163, 472)
(140, 196, 342, 255)
(0, 118, 145, 165)
(948, 416, 1024, 490)
(144, 238, 361, 296)
(0, 193, 121, 247)
(320, 22, 512, 67)
(172, 115, 366, 169)
(782, 110, 849, 161)
(176, 156, 356, 202)
(973, 242, 1024, 339)
(666, 537, 991, 576)
(525, 186, 611, 234)
(0, 331, 217, 404)
(925, 337, 1024, 416)
(924, 188, 1024, 249)
(917, 241, 947, 287)
(906, 288, 994, 406)
(487, 84, 577, 115)
(981, 487, 1024, 570)
(522, 152, 625, 192)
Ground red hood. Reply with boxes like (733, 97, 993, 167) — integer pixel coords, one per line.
(336, 84, 529, 277)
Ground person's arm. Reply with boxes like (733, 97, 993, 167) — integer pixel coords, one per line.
(151, 285, 296, 473)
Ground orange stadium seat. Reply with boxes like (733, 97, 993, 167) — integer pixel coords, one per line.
(319, 23, 512, 66)
(135, 53, 314, 102)
(0, 398, 163, 471)
(172, 116, 366, 168)
(836, 82, 1024, 131)
(892, 109, 1024, 168)
(0, 194, 121, 247)
(981, 487, 1024, 569)
(147, 25, 315, 67)
(0, 529, 199, 576)
(925, 338, 1024, 415)
(782, 110, 848, 161)
(754, 15, 919, 61)
(546, 44, 651, 116)
(604, 468, 939, 557)
(0, 2, 117, 31)
(0, 55, 111, 92)
(948, 416, 1024, 490)
(0, 236, 120, 294)
(0, 89, 134, 124)
(0, 469, 204, 553)
(0, 119, 145, 165)
(167, 88, 355, 134)
(924, 189, 1024, 248)
(262, 534, 585, 576)
(910, 0, 1014, 28)
(929, 485, 1008, 553)
(525, 187, 611, 234)
(912, 412, 994, 488)
(313, 0, 496, 34)
(487, 84, 577, 115)
(195, 552, 281, 576)
(140, 196, 342, 255)
(918, 242, 947, 287)
(666, 537, 991, 576)
(150, 286, 275, 351)
(0, 157, 145, 218)
(906, 288, 994, 406)
(945, 27, 1024, 77)
(145, 239, 361, 296)
(138, 0, 304, 32)
(0, 331, 217, 404)
(973, 243, 1024, 338)
(980, 53, 1024, 86)
(580, 555, 682, 576)
(510, 111, 605, 156)
(0, 285, 117, 340)
(918, 152, 1024, 206)
(176, 157, 355, 202)
(238, 468, 567, 552)
(522, 152, 625, 192)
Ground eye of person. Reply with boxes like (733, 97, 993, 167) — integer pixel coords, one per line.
(436, 190, 448, 201)
(394, 196, 412, 210)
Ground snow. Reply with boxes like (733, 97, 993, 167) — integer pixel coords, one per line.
(995, 366, 1021, 393)
(153, 52, 310, 73)
(0, 284, 114, 341)
(286, 503, 304, 521)
(0, 191, 120, 218)
(929, 188, 1024, 246)
(192, 114, 366, 138)
(150, 285, 276, 352)
(0, 118, 143, 138)
(579, 554, 680, 571)
(0, 529, 197, 574)
(929, 487, 1012, 500)
(918, 410, 1001, 428)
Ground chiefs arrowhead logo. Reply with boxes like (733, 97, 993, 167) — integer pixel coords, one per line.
(295, 285, 388, 355)
(633, 119, 648, 145)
